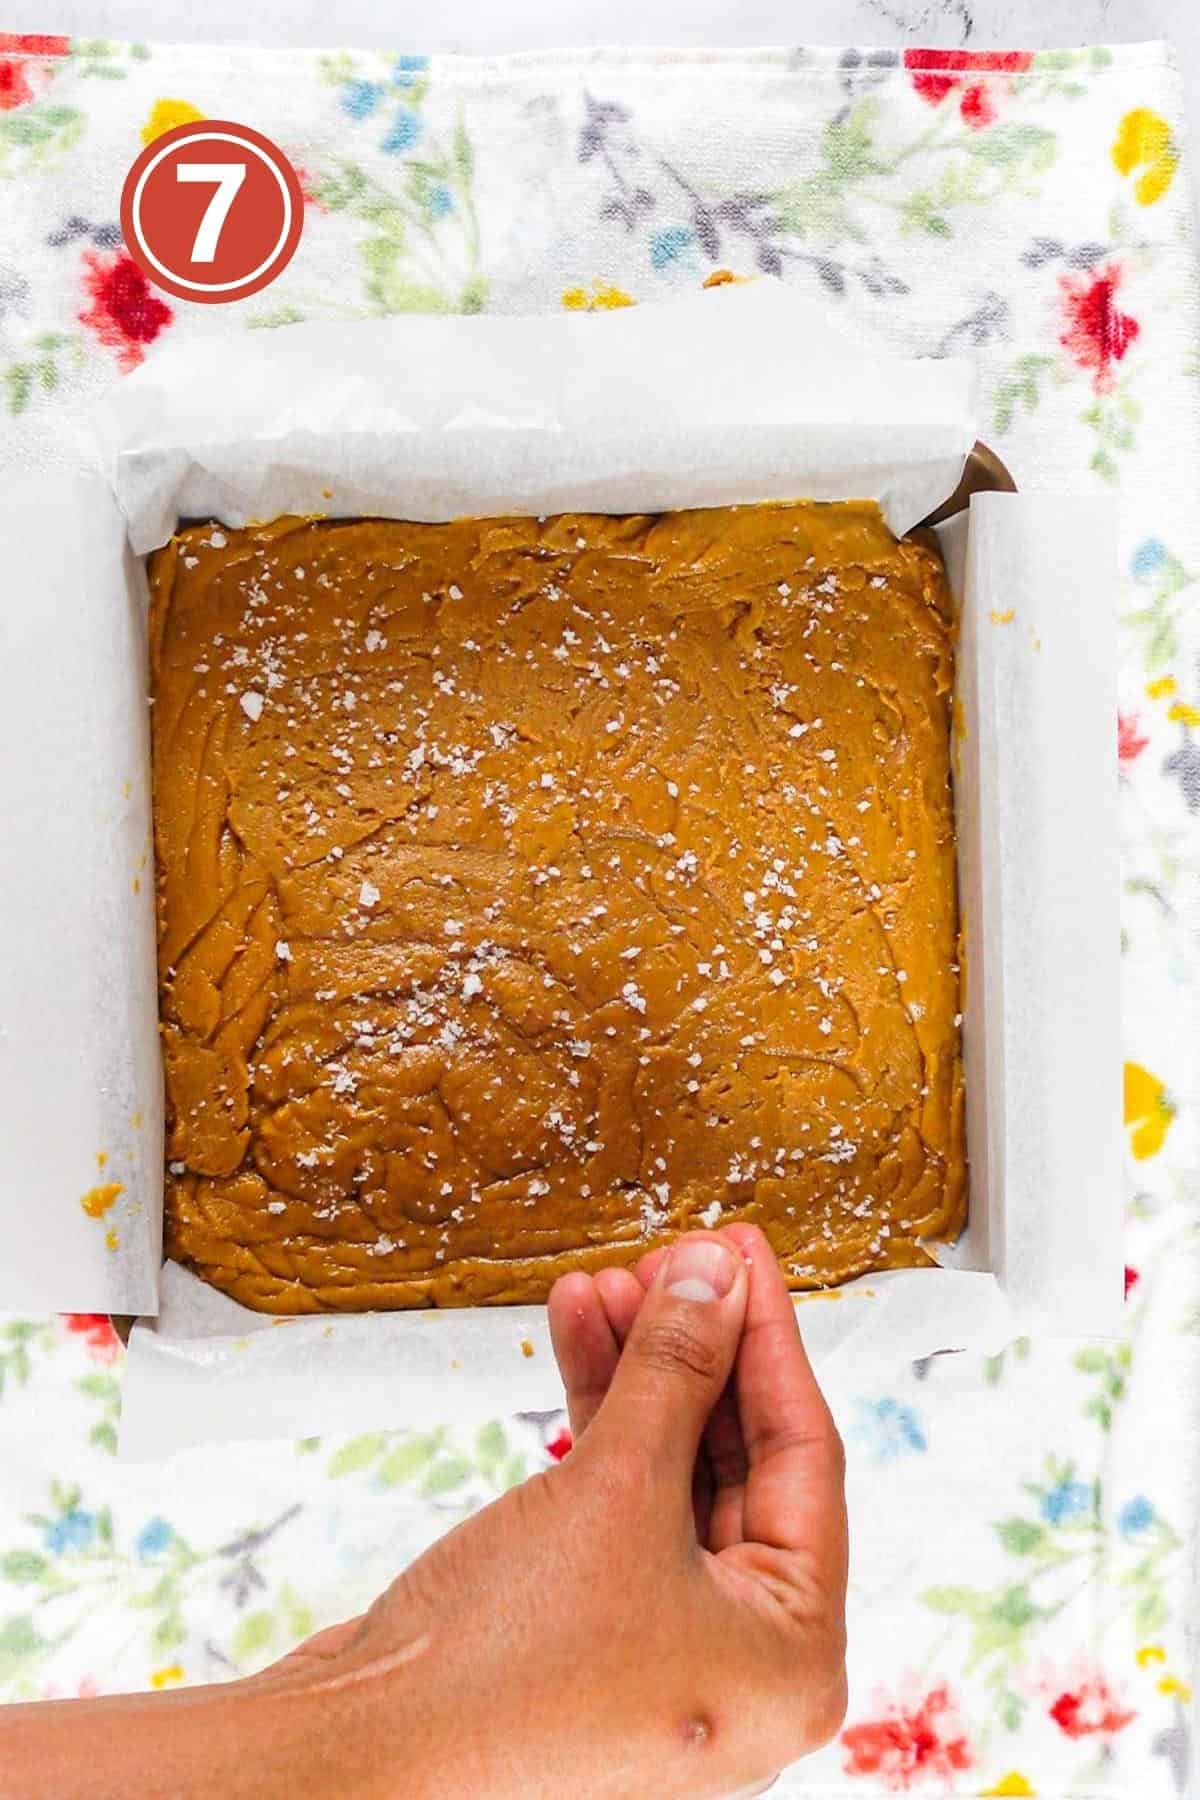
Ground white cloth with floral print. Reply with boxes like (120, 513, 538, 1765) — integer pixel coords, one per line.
(0, 34, 1198, 1800)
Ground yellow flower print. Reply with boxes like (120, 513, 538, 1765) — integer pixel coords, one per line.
(983, 1776, 1036, 1798)
(1124, 1061, 1176, 1160)
(1112, 108, 1178, 205)
(1159, 1675, 1193, 1701)
(149, 1662, 185, 1688)
(1136, 1644, 1167, 1667)
(141, 98, 205, 145)
(1167, 700, 1200, 727)
(560, 282, 635, 312)
(1146, 676, 1176, 700)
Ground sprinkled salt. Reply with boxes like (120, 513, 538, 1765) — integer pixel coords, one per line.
(239, 691, 264, 722)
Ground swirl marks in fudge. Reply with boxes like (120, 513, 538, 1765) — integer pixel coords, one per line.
(148, 503, 965, 1312)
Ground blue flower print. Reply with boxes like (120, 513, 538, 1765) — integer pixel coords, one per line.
(650, 225, 694, 269)
(1117, 1494, 1156, 1537)
(45, 1509, 96, 1555)
(136, 1517, 174, 1560)
(427, 184, 454, 220)
(341, 79, 385, 120)
(1131, 538, 1167, 580)
(383, 107, 423, 155)
(1040, 1476, 1093, 1525)
(852, 1397, 927, 1461)
(393, 53, 430, 88)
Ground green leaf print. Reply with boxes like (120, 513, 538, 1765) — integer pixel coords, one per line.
(309, 65, 487, 320)
(1073, 1341, 1131, 1431)
(768, 77, 1068, 280)
(232, 1610, 276, 1661)
(452, 115, 474, 184)
(0, 1320, 57, 1396)
(0, 1616, 42, 1683)
(0, 102, 84, 172)
(924, 1449, 1183, 1732)
(991, 355, 1055, 435)
(475, 1422, 508, 1471)
(280, 1586, 314, 1643)
(923, 1585, 983, 1616)
(152, 1612, 186, 1652)
(1, 1552, 48, 1585)
(420, 1455, 474, 1497)
(983, 1336, 1031, 1385)
(967, 124, 1056, 174)
(994, 1518, 1046, 1556)
(1124, 542, 1194, 671)
(3, 365, 33, 415)
(374, 1433, 443, 1486)
(3, 334, 83, 419)
(327, 1433, 390, 1477)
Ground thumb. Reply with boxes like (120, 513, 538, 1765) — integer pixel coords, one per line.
(586, 1232, 748, 1494)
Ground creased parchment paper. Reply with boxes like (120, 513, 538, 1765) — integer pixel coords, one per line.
(0, 283, 1121, 1456)
(0, 471, 162, 1315)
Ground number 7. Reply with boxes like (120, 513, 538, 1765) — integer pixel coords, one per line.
(177, 162, 247, 263)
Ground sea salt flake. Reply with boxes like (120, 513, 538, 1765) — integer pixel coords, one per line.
(239, 691, 264, 722)
(359, 880, 380, 909)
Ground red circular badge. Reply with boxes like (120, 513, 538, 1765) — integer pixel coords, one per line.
(120, 120, 304, 304)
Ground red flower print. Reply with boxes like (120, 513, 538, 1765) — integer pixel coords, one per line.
(1049, 1675, 1136, 1738)
(0, 34, 68, 111)
(1059, 264, 1139, 393)
(289, 159, 327, 213)
(546, 1427, 573, 1461)
(79, 250, 173, 372)
(903, 48, 1033, 130)
(0, 33, 71, 53)
(1124, 1265, 1140, 1299)
(841, 1682, 973, 1790)
(0, 58, 34, 110)
(1118, 712, 1149, 764)
(61, 1312, 121, 1364)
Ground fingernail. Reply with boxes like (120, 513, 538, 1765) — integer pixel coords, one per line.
(663, 1236, 737, 1303)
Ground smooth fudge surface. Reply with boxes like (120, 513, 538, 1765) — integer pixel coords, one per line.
(148, 503, 965, 1313)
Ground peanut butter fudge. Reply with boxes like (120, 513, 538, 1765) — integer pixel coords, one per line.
(148, 503, 965, 1312)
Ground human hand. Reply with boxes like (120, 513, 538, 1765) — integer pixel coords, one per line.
(270, 1223, 847, 1798)
(3, 1225, 846, 1800)
(546, 1221, 849, 1793)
